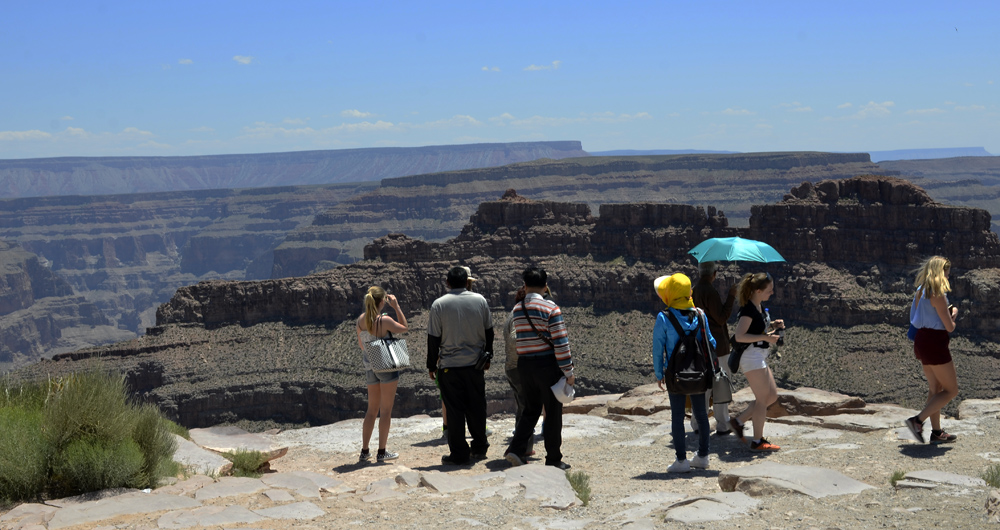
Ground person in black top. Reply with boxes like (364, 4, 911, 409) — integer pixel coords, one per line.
(728, 272, 784, 452)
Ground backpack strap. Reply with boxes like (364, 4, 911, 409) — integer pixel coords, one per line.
(694, 307, 720, 373)
(662, 309, 691, 360)
(520, 301, 555, 349)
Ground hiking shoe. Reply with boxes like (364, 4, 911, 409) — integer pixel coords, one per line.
(470, 452, 488, 461)
(930, 430, 957, 444)
(505, 453, 525, 467)
(376, 450, 398, 462)
(359, 449, 371, 463)
(904, 416, 924, 442)
(667, 459, 691, 473)
(441, 454, 470, 466)
(690, 454, 710, 469)
(714, 429, 733, 437)
(730, 418, 745, 441)
(547, 461, 572, 470)
(749, 438, 780, 452)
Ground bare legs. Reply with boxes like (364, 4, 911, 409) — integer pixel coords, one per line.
(918, 361, 958, 431)
(362, 381, 399, 451)
(736, 367, 777, 440)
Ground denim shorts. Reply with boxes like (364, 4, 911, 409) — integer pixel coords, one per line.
(366, 369, 400, 385)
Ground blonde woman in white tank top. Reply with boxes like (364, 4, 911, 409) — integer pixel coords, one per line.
(356, 286, 408, 463)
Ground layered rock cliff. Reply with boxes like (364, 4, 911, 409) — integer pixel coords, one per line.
(273, 152, 883, 275)
(0, 141, 588, 198)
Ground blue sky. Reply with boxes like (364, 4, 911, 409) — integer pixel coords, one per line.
(2, 1, 997, 159)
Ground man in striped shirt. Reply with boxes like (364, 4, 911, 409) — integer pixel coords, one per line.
(504, 267, 575, 470)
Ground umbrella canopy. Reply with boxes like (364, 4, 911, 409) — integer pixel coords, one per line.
(688, 237, 785, 263)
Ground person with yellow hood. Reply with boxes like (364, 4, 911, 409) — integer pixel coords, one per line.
(652, 273, 716, 473)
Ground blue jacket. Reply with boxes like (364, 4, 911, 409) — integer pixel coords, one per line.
(652, 307, 717, 382)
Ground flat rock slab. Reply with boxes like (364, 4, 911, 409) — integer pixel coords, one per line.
(663, 492, 760, 524)
(188, 426, 287, 461)
(156, 475, 216, 496)
(264, 489, 296, 502)
(905, 470, 987, 487)
(157, 505, 267, 529)
(47, 493, 201, 529)
(252, 501, 325, 520)
(0, 503, 57, 528)
(420, 470, 481, 493)
(562, 415, 618, 439)
(731, 386, 866, 418)
(718, 462, 874, 498)
(172, 434, 232, 476)
(505, 465, 580, 510)
(286, 470, 343, 492)
(563, 393, 623, 414)
(522, 516, 595, 529)
(193, 477, 267, 500)
(45, 488, 138, 508)
(895, 480, 937, 490)
(261, 472, 321, 498)
(958, 398, 1000, 420)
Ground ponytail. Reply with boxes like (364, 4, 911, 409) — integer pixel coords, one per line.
(363, 286, 386, 334)
(737, 272, 772, 306)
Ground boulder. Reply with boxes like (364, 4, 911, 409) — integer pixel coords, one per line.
(730, 386, 866, 418)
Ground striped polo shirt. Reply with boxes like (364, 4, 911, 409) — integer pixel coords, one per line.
(511, 292, 574, 376)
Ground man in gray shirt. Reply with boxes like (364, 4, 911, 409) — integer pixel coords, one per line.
(427, 266, 494, 465)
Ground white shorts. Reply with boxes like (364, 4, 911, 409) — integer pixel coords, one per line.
(739, 346, 770, 373)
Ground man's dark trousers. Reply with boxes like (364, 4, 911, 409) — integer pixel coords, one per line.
(438, 366, 489, 461)
(507, 355, 564, 465)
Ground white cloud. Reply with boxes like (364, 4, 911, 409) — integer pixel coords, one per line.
(0, 130, 52, 141)
(854, 101, 894, 119)
(178, 58, 193, 65)
(233, 55, 254, 65)
(413, 115, 482, 129)
(60, 116, 74, 121)
(121, 127, 154, 137)
(65, 127, 89, 137)
(190, 126, 215, 132)
(905, 108, 946, 115)
(481, 66, 500, 72)
(138, 140, 171, 149)
(720, 108, 755, 116)
(341, 109, 373, 118)
(954, 104, 986, 111)
(964, 82, 974, 87)
(837, 102, 853, 109)
(945, 101, 956, 106)
(489, 111, 648, 128)
(756, 123, 774, 130)
(524, 60, 561, 71)
(283, 118, 309, 125)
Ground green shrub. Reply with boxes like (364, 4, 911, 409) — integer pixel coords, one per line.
(51, 437, 145, 496)
(566, 470, 591, 506)
(983, 464, 1000, 488)
(43, 371, 135, 452)
(224, 449, 269, 478)
(0, 407, 49, 502)
(162, 418, 190, 440)
(0, 367, 180, 502)
(890, 470, 906, 487)
(132, 404, 179, 488)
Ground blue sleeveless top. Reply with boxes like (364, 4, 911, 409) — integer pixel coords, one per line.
(909, 287, 949, 331)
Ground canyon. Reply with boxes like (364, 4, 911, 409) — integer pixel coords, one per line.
(13, 175, 1000, 430)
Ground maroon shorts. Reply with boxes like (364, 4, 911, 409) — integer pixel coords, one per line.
(913, 328, 952, 366)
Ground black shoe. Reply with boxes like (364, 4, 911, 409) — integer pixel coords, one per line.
(547, 461, 571, 470)
(441, 454, 470, 466)
(904, 416, 924, 442)
(470, 452, 488, 461)
(929, 430, 957, 443)
(714, 429, 733, 436)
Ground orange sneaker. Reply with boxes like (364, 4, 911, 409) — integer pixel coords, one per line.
(749, 438, 780, 452)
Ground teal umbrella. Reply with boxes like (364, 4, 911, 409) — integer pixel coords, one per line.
(688, 237, 785, 263)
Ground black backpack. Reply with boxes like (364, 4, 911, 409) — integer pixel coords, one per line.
(663, 308, 717, 395)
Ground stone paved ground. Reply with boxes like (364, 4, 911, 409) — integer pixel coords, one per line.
(3, 390, 999, 529)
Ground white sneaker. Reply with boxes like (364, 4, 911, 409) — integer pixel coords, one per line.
(691, 454, 710, 469)
(667, 459, 691, 473)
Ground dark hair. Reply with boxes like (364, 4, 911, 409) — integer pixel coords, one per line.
(446, 266, 468, 289)
(523, 267, 547, 288)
